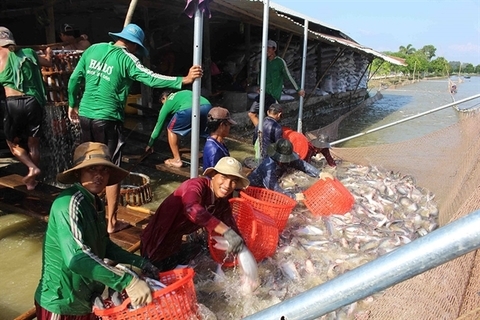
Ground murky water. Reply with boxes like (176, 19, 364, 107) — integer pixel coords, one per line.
(0, 213, 46, 320)
(0, 76, 478, 319)
(338, 76, 480, 147)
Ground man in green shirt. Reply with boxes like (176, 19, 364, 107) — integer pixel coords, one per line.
(35, 142, 159, 319)
(146, 89, 212, 168)
(247, 39, 305, 129)
(0, 27, 52, 190)
(68, 23, 202, 233)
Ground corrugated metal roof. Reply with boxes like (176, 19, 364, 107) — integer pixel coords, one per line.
(213, 0, 406, 66)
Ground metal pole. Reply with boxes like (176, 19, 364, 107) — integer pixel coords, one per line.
(256, 0, 270, 159)
(330, 93, 480, 146)
(190, 2, 203, 177)
(296, 19, 308, 132)
(244, 209, 480, 320)
(124, 0, 139, 26)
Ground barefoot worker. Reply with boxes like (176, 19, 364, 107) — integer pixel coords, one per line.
(67, 23, 202, 233)
(145, 89, 212, 168)
(34, 142, 159, 319)
(0, 27, 52, 190)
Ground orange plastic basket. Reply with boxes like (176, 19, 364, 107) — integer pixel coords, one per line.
(303, 178, 355, 216)
(94, 268, 199, 320)
(240, 186, 297, 231)
(209, 198, 279, 266)
(282, 127, 310, 160)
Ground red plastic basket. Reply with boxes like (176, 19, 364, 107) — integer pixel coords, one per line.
(209, 198, 279, 266)
(303, 178, 355, 216)
(94, 268, 199, 320)
(282, 127, 310, 160)
(240, 186, 297, 231)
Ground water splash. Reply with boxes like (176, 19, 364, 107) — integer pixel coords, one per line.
(41, 104, 81, 186)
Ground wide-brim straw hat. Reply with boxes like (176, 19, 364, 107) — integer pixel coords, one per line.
(57, 142, 129, 186)
(267, 138, 299, 163)
(203, 156, 250, 189)
(109, 23, 149, 57)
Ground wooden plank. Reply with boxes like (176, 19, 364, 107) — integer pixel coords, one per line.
(179, 148, 203, 160)
(0, 197, 49, 222)
(109, 226, 143, 250)
(155, 163, 192, 178)
(0, 186, 50, 221)
(0, 174, 60, 201)
(115, 205, 152, 229)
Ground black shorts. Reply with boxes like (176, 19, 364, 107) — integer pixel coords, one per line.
(2, 95, 43, 142)
(247, 93, 277, 114)
(79, 116, 124, 166)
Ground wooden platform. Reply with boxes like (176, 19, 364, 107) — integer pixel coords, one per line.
(0, 174, 152, 250)
(0, 174, 60, 202)
(155, 163, 192, 178)
(178, 147, 203, 160)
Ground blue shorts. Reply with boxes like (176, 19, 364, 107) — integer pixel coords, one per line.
(167, 104, 212, 137)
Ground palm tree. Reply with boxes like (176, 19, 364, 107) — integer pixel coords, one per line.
(399, 44, 416, 55)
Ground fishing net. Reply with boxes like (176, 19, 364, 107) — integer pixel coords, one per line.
(315, 98, 480, 319)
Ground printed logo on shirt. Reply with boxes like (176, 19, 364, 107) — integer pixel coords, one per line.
(87, 59, 114, 81)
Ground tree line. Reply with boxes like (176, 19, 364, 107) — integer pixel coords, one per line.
(371, 44, 480, 78)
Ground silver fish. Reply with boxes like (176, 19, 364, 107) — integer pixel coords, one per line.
(237, 246, 259, 293)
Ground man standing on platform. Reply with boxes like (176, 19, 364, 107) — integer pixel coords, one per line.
(247, 39, 305, 129)
(0, 27, 52, 190)
(68, 23, 203, 233)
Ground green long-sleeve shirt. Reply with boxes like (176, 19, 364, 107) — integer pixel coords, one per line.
(265, 56, 299, 101)
(68, 42, 183, 122)
(35, 183, 146, 315)
(148, 90, 210, 147)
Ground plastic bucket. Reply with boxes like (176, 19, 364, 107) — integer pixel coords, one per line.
(209, 198, 279, 266)
(240, 186, 297, 231)
(282, 126, 310, 160)
(303, 178, 355, 216)
(94, 268, 199, 320)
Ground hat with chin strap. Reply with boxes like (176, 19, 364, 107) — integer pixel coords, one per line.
(57, 142, 129, 186)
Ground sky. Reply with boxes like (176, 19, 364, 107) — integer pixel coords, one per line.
(271, 0, 480, 66)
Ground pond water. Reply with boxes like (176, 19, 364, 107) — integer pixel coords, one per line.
(338, 76, 480, 147)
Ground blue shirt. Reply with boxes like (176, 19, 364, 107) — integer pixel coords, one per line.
(202, 137, 230, 170)
(253, 116, 283, 153)
(248, 157, 320, 199)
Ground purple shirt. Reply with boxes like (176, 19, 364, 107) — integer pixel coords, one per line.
(140, 177, 235, 263)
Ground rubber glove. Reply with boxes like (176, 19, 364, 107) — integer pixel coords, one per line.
(142, 261, 160, 280)
(223, 228, 244, 254)
(125, 277, 152, 307)
(295, 193, 305, 201)
(319, 172, 335, 180)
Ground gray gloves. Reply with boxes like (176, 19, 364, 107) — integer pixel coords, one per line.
(223, 228, 244, 254)
(125, 277, 152, 307)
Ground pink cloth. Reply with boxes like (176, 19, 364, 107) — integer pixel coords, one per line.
(184, 0, 213, 18)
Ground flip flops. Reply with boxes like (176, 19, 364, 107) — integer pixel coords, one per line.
(164, 158, 183, 168)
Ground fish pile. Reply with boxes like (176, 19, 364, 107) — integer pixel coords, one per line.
(191, 159, 440, 319)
